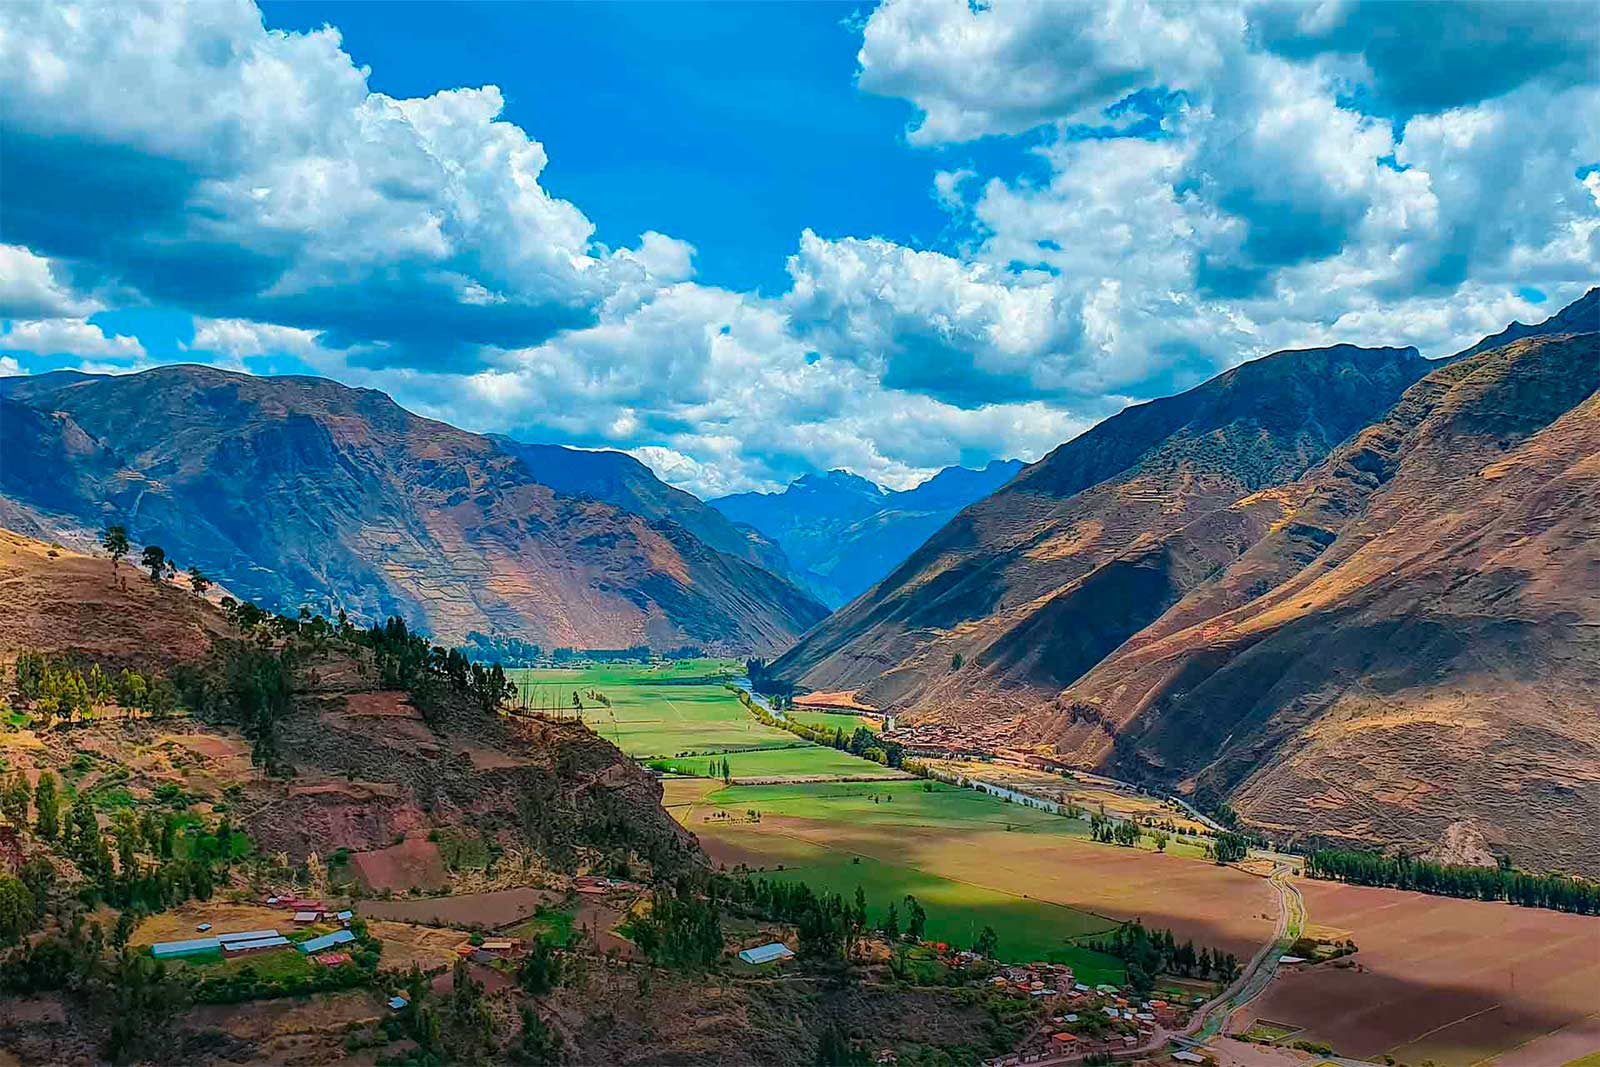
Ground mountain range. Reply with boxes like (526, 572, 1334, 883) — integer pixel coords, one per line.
(711, 459, 1025, 606)
(772, 287, 1599, 871)
(0, 366, 827, 654)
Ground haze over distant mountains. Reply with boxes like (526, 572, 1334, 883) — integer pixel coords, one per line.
(772, 287, 1600, 872)
(0, 366, 827, 654)
(711, 459, 1025, 607)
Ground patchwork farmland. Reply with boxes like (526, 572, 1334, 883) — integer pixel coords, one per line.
(506, 662, 901, 781)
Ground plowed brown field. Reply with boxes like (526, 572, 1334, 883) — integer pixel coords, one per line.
(1235, 880, 1600, 1065)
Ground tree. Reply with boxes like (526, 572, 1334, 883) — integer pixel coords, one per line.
(33, 772, 59, 841)
(511, 1005, 565, 1066)
(140, 545, 168, 582)
(903, 894, 926, 942)
(1, 771, 30, 827)
(0, 876, 37, 946)
(100, 524, 130, 580)
(187, 567, 211, 597)
(517, 937, 564, 996)
(1153, 830, 1171, 853)
(973, 925, 999, 958)
(1213, 831, 1249, 864)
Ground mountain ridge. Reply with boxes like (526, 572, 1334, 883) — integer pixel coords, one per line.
(0, 363, 827, 653)
(711, 458, 1025, 606)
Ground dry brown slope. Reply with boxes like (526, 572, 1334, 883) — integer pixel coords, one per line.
(1039, 333, 1600, 873)
(0, 527, 700, 877)
(1, 365, 826, 653)
(771, 343, 1431, 720)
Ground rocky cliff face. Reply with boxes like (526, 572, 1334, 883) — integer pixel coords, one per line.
(1, 365, 826, 653)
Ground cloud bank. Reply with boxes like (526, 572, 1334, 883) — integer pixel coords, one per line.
(1, 0, 1595, 495)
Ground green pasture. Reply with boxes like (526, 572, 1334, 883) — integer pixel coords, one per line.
(720, 831, 1123, 978)
(705, 780, 1090, 835)
(507, 663, 792, 758)
(656, 745, 903, 781)
(786, 710, 882, 735)
(508, 663, 899, 779)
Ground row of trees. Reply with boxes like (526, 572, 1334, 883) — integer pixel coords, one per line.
(1307, 848, 1600, 915)
(1089, 920, 1239, 995)
(100, 524, 212, 596)
(730, 687, 905, 768)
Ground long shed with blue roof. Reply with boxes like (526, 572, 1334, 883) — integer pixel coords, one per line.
(298, 929, 356, 954)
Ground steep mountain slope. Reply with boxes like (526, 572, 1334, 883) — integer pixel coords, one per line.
(771, 344, 1432, 711)
(1032, 331, 1600, 873)
(487, 435, 797, 581)
(712, 459, 1024, 606)
(0, 365, 826, 652)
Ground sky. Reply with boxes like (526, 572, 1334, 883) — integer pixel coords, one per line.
(1, 1, 1596, 497)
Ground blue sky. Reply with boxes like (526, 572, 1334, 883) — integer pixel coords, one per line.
(262, 1, 1029, 296)
(1, 1, 1596, 496)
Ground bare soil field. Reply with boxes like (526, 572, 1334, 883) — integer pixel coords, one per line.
(1235, 880, 1600, 1065)
(366, 919, 473, 972)
(348, 833, 448, 892)
(358, 887, 560, 928)
(792, 690, 877, 711)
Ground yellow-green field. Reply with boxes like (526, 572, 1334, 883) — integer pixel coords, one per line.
(506, 663, 901, 780)
(786, 709, 883, 735)
(668, 777, 1277, 974)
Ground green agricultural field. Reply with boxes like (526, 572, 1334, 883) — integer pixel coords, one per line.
(655, 745, 902, 781)
(707, 780, 1092, 835)
(718, 828, 1123, 978)
(508, 663, 793, 758)
(786, 710, 882, 735)
(507, 663, 900, 780)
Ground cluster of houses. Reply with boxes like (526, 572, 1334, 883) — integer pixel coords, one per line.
(982, 968, 1203, 1064)
(451, 936, 528, 964)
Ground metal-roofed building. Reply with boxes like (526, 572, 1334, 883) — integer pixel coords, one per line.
(298, 929, 357, 954)
(223, 935, 291, 955)
(736, 942, 794, 965)
(150, 937, 221, 959)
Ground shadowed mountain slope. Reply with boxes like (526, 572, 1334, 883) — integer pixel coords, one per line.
(487, 435, 798, 582)
(770, 343, 1433, 712)
(1033, 330, 1600, 873)
(0, 365, 826, 653)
